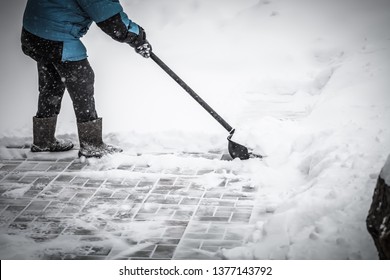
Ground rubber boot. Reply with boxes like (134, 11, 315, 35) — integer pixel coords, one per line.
(77, 118, 122, 158)
(31, 116, 74, 152)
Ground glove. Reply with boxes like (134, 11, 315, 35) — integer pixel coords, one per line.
(129, 26, 152, 58)
(136, 41, 152, 58)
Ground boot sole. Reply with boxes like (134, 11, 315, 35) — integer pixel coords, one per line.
(78, 148, 123, 159)
(31, 144, 74, 153)
(78, 151, 103, 159)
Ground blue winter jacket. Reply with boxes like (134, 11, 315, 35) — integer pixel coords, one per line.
(23, 0, 139, 61)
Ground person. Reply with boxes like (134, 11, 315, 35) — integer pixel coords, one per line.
(21, 0, 152, 158)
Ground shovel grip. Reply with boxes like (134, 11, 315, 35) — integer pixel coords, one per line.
(150, 52, 234, 133)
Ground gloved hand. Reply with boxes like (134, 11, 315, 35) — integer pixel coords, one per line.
(136, 41, 152, 58)
(129, 26, 152, 58)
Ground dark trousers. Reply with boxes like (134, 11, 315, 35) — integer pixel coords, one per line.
(22, 28, 98, 123)
(37, 59, 98, 122)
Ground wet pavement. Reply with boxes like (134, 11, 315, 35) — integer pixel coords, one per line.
(0, 148, 257, 260)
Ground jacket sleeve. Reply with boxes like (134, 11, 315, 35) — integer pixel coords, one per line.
(78, 0, 140, 44)
(77, 0, 127, 24)
(96, 12, 139, 44)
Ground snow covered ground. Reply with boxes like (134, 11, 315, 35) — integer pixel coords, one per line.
(1, 0, 390, 259)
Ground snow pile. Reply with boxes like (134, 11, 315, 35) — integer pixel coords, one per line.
(219, 0, 390, 259)
(1, 0, 390, 259)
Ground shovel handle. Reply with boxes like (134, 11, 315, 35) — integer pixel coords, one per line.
(150, 52, 234, 134)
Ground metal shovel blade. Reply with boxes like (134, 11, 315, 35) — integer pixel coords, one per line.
(227, 130, 263, 160)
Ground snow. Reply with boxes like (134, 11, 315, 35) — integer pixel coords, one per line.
(1, 184, 31, 199)
(1, 0, 390, 259)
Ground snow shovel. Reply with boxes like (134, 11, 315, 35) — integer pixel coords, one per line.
(150, 52, 262, 160)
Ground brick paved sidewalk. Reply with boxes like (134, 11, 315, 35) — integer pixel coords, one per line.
(0, 149, 257, 260)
